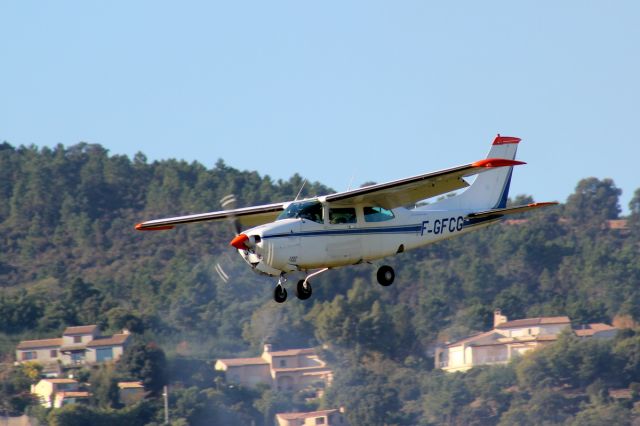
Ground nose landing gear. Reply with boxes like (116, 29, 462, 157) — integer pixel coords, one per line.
(274, 274, 288, 303)
(274, 284, 288, 303)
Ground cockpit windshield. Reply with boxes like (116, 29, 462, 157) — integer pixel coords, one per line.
(277, 200, 324, 224)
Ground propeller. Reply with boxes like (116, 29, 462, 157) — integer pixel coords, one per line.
(220, 194, 241, 235)
(215, 194, 241, 283)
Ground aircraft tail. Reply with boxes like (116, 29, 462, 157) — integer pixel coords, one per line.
(426, 135, 520, 211)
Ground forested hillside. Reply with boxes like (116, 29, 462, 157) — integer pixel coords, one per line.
(2, 141, 640, 425)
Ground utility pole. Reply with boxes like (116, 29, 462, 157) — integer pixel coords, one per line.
(163, 385, 169, 425)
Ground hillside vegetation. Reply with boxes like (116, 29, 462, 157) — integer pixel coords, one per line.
(2, 141, 640, 425)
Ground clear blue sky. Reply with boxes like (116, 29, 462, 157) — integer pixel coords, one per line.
(2, 2, 639, 212)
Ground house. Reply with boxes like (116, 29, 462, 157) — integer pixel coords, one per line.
(574, 323, 617, 338)
(276, 408, 349, 426)
(16, 325, 131, 370)
(435, 310, 617, 372)
(31, 378, 90, 408)
(215, 345, 333, 392)
(118, 381, 146, 405)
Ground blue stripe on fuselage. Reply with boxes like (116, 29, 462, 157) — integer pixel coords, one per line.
(263, 224, 423, 239)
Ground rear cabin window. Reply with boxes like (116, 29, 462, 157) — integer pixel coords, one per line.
(329, 208, 357, 224)
(364, 206, 395, 222)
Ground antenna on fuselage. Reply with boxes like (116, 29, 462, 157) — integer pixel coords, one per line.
(346, 173, 356, 191)
(294, 179, 307, 201)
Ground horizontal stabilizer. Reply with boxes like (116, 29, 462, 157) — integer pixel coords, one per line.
(467, 202, 558, 220)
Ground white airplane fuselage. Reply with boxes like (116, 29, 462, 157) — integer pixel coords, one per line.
(136, 134, 557, 302)
(236, 204, 496, 277)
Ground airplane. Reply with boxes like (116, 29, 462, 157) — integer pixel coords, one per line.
(135, 135, 556, 303)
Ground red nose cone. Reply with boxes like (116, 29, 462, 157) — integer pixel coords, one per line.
(230, 233, 249, 250)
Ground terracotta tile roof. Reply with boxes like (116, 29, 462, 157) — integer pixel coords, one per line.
(609, 388, 632, 399)
(574, 323, 617, 337)
(495, 316, 570, 329)
(59, 344, 87, 352)
(269, 348, 316, 357)
(63, 325, 98, 335)
(17, 338, 62, 350)
(217, 357, 269, 367)
(57, 391, 90, 398)
(272, 365, 332, 373)
(118, 381, 144, 389)
(607, 219, 628, 230)
(41, 378, 77, 384)
(276, 409, 339, 420)
(86, 333, 129, 347)
(446, 331, 499, 347)
(470, 335, 558, 347)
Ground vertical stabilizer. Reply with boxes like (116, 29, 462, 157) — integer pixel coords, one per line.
(425, 135, 520, 211)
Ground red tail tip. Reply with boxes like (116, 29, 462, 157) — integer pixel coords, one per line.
(493, 135, 521, 145)
(472, 158, 526, 168)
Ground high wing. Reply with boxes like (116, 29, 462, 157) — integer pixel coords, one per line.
(323, 158, 525, 209)
(135, 202, 286, 231)
(467, 202, 559, 220)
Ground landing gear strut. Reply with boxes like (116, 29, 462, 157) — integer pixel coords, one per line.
(273, 268, 329, 303)
(274, 274, 288, 303)
(376, 265, 395, 286)
(294, 268, 328, 301)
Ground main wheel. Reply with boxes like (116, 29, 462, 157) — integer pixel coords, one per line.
(295, 279, 312, 300)
(274, 285, 288, 303)
(376, 265, 395, 286)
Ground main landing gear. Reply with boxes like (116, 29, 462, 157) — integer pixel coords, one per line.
(295, 279, 312, 300)
(376, 265, 395, 286)
(273, 265, 394, 303)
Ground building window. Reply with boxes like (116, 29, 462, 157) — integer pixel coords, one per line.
(71, 352, 85, 364)
(315, 417, 325, 425)
(50, 349, 58, 358)
(22, 351, 37, 360)
(279, 359, 287, 368)
(73, 336, 82, 343)
(96, 347, 114, 362)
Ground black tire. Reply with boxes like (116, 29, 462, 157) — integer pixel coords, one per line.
(274, 285, 288, 303)
(295, 279, 312, 300)
(376, 265, 395, 286)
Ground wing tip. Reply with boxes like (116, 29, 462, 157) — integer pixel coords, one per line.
(528, 202, 559, 207)
(135, 223, 175, 231)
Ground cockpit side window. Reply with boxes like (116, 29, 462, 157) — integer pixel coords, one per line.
(277, 201, 324, 224)
(329, 208, 357, 224)
(363, 206, 395, 222)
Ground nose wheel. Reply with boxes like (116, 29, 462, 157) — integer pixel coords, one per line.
(274, 284, 288, 303)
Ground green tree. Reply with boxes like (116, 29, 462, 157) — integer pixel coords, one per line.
(565, 177, 621, 223)
(118, 341, 167, 395)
